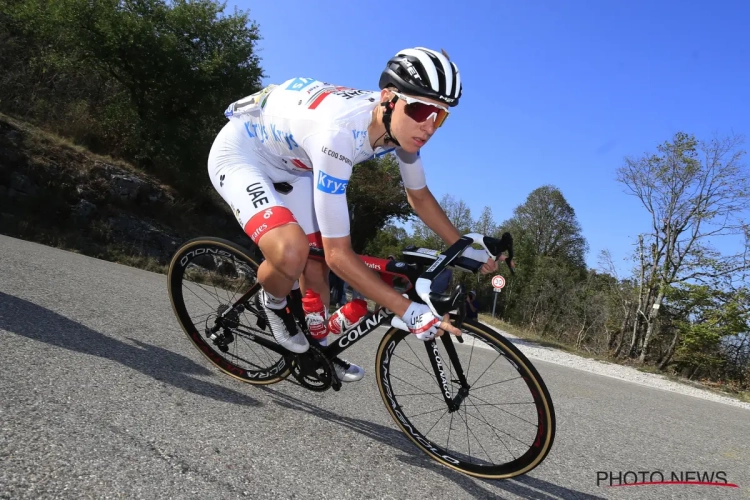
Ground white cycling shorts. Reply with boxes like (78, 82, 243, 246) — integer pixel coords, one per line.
(207, 122, 322, 248)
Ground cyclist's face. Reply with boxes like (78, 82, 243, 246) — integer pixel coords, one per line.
(385, 91, 446, 153)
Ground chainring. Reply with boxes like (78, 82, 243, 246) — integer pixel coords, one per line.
(288, 345, 340, 392)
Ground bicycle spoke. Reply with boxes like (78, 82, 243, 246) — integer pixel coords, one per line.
(390, 373, 445, 404)
(466, 392, 539, 427)
(392, 352, 435, 376)
(461, 401, 532, 447)
(407, 407, 453, 419)
(183, 283, 223, 313)
(423, 408, 451, 437)
(232, 334, 274, 369)
(464, 404, 518, 461)
(464, 403, 473, 464)
(393, 391, 447, 398)
(447, 412, 454, 453)
(455, 404, 499, 464)
(467, 351, 505, 386)
(466, 401, 536, 406)
(237, 333, 276, 367)
(461, 330, 478, 382)
(400, 339, 435, 376)
(471, 375, 523, 391)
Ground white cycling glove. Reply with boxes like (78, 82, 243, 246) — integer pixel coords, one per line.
(402, 302, 442, 341)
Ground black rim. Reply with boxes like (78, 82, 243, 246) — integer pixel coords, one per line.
(168, 239, 289, 383)
(377, 322, 555, 478)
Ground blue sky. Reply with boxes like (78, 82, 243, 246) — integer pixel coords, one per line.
(226, 0, 750, 276)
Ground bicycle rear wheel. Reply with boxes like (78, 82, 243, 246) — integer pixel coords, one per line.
(167, 237, 290, 384)
(375, 318, 555, 479)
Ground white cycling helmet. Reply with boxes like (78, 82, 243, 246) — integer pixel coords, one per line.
(379, 47, 462, 107)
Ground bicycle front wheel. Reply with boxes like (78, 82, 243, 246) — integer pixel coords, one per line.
(375, 318, 555, 479)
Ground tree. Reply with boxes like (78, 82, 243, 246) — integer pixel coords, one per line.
(598, 249, 638, 355)
(495, 186, 588, 324)
(473, 206, 498, 236)
(616, 132, 750, 362)
(507, 185, 588, 268)
(410, 193, 472, 250)
(665, 284, 749, 380)
(363, 224, 411, 258)
(346, 155, 414, 253)
(1, 0, 264, 192)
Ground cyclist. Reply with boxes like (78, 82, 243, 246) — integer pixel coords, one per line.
(208, 47, 498, 382)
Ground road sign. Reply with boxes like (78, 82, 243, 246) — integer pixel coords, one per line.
(490, 275, 506, 318)
(491, 275, 505, 289)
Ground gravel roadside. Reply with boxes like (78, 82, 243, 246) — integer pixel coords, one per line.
(481, 321, 750, 411)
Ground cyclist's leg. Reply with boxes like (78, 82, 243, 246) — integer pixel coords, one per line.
(277, 173, 364, 381)
(207, 124, 309, 353)
(302, 259, 331, 307)
(275, 178, 330, 308)
(256, 224, 308, 299)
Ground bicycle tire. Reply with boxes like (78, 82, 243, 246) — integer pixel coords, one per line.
(167, 236, 291, 385)
(375, 318, 555, 479)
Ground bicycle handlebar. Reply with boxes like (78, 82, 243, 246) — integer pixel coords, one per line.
(392, 232, 515, 324)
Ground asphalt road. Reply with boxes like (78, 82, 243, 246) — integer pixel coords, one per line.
(1, 234, 749, 500)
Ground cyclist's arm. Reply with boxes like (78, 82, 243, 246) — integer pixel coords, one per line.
(395, 149, 461, 246)
(324, 235, 411, 316)
(304, 132, 411, 316)
(396, 149, 497, 274)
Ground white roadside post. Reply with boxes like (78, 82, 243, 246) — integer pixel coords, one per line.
(491, 275, 505, 318)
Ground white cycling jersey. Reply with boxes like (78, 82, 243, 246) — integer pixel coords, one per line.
(218, 77, 428, 239)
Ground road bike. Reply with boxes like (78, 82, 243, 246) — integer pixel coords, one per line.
(167, 217, 556, 479)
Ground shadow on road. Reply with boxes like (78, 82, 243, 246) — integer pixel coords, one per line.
(258, 385, 602, 500)
(0, 291, 260, 407)
(1, 291, 600, 498)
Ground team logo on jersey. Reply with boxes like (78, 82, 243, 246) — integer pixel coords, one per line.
(321, 146, 352, 167)
(286, 77, 315, 91)
(307, 85, 371, 109)
(317, 171, 348, 195)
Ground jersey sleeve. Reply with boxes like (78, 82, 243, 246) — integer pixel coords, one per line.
(303, 131, 356, 238)
(395, 149, 427, 190)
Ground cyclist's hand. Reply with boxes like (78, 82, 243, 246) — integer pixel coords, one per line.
(402, 302, 461, 341)
(462, 247, 497, 275)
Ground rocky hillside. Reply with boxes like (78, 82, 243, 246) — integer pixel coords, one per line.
(0, 113, 252, 272)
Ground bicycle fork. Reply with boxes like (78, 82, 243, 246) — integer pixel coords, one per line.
(425, 336, 470, 413)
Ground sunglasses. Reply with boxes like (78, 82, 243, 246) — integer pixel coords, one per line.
(393, 92, 450, 128)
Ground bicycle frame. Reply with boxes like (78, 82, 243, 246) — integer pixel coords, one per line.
(208, 231, 513, 404)
(211, 248, 420, 357)
(296, 246, 472, 407)
(304, 246, 425, 358)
